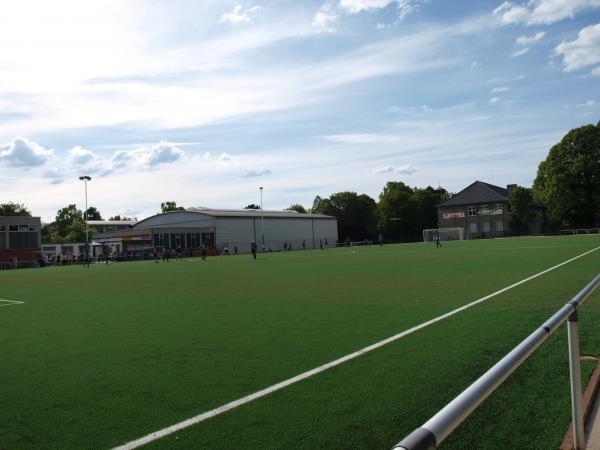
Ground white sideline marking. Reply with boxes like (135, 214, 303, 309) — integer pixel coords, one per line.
(113, 245, 600, 450)
(0, 299, 25, 307)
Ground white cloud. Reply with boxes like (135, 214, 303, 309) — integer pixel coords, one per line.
(512, 47, 530, 57)
(0, 137, 54, 167)
(554, 23, 600, 72)
(340, 0, 415, 15)
(67, 146, 97, 166)
(593, 66, 600, 76)
(324, 133, 401, 143)
(242, 168, 271, 177)
(494, 0, 600, 26)
(376, 22, 386, 30)
(220, 5, 261, 25)
(110, 141, 184, 171)
(491, 86, 510, 93)
(489, 96, 501, 103)
(372, 164, 416, 174)
(313, 2, 338, 32)
(576, 100, 597, 107)
(516, 31, 545, 45)
(42, 169, 65, 184)
(217, 152, 236, 166)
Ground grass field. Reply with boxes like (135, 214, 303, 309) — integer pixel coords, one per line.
(1, 235, 600, 450)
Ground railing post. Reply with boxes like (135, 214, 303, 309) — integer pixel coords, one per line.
(568, 308, 585, 450)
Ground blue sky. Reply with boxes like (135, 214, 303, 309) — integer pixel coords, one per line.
(0, 0, 599, 221)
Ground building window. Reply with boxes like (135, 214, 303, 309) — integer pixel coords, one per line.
(469, 222, 478, 233)
(468, 206, 476, 216)
(9, 225, 18, 231)
(482, 221, 491, 233)
(0, 225, 5, 231)
(479, 204, 489, 213)
(496, 220, 504, 232)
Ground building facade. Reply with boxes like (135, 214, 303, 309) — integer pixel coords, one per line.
(0, 216, 42, 263)
(438, 181, 543, 238)
(95, 208, 338, 256)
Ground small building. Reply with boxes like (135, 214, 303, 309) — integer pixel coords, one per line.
(86, 220, 137, 235)
(438, 181, 543, 238)
(0, 216, 41, 264)
(95, 208, 338, 256)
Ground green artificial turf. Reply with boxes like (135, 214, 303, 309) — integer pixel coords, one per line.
(0, 236, 599, 449)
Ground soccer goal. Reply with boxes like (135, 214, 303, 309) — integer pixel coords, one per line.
(423, 227, 464, 242)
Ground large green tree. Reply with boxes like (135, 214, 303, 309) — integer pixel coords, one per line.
(508, 186, 534, 235)
(55, 204, 84, 237)
(85, 207, 102, 220)
(0, 202, 31, 216)
(161, 201, 185, 213)
(311, 192, 377, 241)
(533, 122, 600, 228)
(377, 182, 449, 241)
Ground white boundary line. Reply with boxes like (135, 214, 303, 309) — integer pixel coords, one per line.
(113, 245, 600, 450)
(0, 299, 25, 307)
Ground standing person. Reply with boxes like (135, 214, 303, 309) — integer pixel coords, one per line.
(201, 244, 207, 261)
(319, 239, 323, 250)
(250, 241, 257, 260)
(324, 238, 328, 249)
(153, 248, 159, 263)
(302, 240, 306, 250)
(378, 233, 384, 247)
(435, 233, 442, 248)
(176, 246, 182, 261)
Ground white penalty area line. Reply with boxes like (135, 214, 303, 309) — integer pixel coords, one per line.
(113, 245, 600, 450)
(0, 299, 25, 307)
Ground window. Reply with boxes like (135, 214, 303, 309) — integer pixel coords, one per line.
(18, 224, 29, 231)
(468, 206, 476, 216)
(479, 204, 489, 213)
(494, 204, 503, 211)
(469, 222, 478, 233)
(9, 225, 18, 231)
(482, 221, 491, 233)
(496, 220, 504, 232)
(0, 225, 5, 231)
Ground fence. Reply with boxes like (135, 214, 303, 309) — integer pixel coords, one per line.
(393, 273, 600, 450)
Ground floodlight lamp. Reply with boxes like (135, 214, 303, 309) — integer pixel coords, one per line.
(79, 176, 92, 181)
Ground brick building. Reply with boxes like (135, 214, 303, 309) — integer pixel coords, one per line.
(438, 181, 543, 239)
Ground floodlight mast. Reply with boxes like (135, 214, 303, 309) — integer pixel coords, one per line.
(259, 187, 265, 250)
(79, 176, 92, 264)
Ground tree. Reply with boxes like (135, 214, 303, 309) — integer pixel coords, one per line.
(377, 181, 415, 241)
(377, 182, 449, 241)
(533, 122, 600, 228)
(0, 202, 31, 216)
(55, 204, 83, 237)
(508, 186, 533, 235)
(85, 206, 102, 220)
(244, 204, 260, 209)
(109, 215, 133, 221)
(286, 204, 307, 213)
(161, 201, 185, 213)
(311, 192, 377, 241)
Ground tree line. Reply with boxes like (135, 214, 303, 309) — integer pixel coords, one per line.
(2, 121, 598, 242)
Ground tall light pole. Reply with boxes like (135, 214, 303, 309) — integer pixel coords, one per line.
(79, 176, 92, 262)
(259, 186, 265, 250)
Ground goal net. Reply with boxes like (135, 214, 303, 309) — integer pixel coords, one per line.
(423, 227, 464, 242)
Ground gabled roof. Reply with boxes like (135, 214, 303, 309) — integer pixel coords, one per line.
(185, 207, 334, 219)
(439, 181, 508, 207)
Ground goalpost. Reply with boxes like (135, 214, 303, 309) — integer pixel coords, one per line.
(423, 227, 464, 242)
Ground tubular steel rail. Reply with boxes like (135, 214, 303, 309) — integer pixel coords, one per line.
(393, 273, 600, 450)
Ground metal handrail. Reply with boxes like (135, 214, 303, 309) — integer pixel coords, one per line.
(393, 273, 600, 450)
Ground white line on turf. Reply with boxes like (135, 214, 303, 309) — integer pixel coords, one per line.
(0, 299, 25, 307)
(113, 245, 600, 450)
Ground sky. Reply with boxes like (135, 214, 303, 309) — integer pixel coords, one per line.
(0, 0, 599, 222)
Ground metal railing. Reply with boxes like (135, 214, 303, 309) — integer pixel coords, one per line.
(393, 273, 600, 450)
